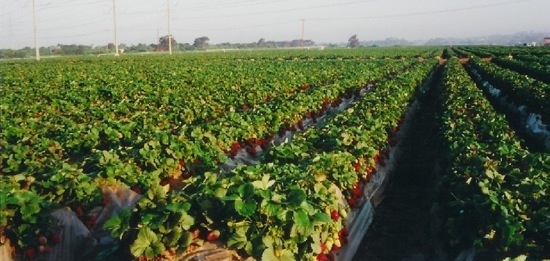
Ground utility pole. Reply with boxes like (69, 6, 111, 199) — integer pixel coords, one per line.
(167, 0, 172, 55)
(32, 0, 40, 60)
(9, 15, 13, 50)
(300, 19, 305, 47)
(112, 0, 119, 56)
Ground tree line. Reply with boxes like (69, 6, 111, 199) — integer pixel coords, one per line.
(1, 34, 364, 59)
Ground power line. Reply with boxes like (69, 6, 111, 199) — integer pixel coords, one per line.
(32, 0, 40, 60)
(307, 0, 535, 21)
(180, 0, 374, 19)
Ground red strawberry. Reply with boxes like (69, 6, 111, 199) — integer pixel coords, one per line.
(51, 233, 62, 244)
(319, 242, 327, 254)
(206, 230, 220, 241)
(352, 162, 361, 172)
(38, 236, 48, 245)
(160, 179, 170, 186)
(74, 206, 85, 217)
(317, 253, 328, 261)
(338, 228, 349, 244)
(330, 210, 339, 221)
(24, 247, 36, 259)
(39, 245, 51, 253)
(352, 183, 362, 198)
(347, 197, 358, 208)
(100, 196, 110, 206)
(131, 186, 142, 195)
(191, 228, 201, 240)
(247, 146, 257, 157)
(85, 217, 97, 229)
(181, 171, 192, 180)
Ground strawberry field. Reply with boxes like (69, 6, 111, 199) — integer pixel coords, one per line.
(0, 47, 548, 260)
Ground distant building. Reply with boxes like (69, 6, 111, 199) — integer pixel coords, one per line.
(544, 37, 550, 46)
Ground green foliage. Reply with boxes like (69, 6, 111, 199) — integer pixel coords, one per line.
(438, 58, 549, 256)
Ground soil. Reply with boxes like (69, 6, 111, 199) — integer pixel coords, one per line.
(352, 66, 442, 261)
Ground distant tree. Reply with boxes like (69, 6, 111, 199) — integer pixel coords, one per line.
(158, 35, 177, 52)
(178, 43, 194, 51)
(126, 43, 153, 53)
(348, 35, 360, 48)
(193, 36, 210, 49)
(107, 43, 116, 50)
(257, 38, 266, 47)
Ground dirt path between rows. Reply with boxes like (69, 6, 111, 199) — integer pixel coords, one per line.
(353, 66, 442, 261)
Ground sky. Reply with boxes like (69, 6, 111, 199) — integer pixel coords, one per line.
(0, 0, 549, 49)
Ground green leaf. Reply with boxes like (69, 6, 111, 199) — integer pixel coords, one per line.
(227, 230, 248, 249)
(238, 183, 256, 200)
(252, 174, 275, 190)
(312, 212, 332, 225)
(293, 208, 312, 237)
(104, 208, 131, 239)
(263, 201, 282, 217)
(261, 248, 295, 261)
(166, 201, 191, 212)
(130, 227, 159, 258)
(235, 198, 257, 217)
(179, 213, 195, 230)
(286, 188, 306, 208)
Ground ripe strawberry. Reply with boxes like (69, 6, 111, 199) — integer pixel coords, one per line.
(352, 162, 361, 172)
(24, 247, 37, 259)
(85, 217, 97, 229)
(330, 210, 339, 221)
(317, 253, 328, 261)
(74, 206, 85, 217)
(131, 185, 142, 195)
(347, 197, 358, 208)
(38, 236, 48, 245)
(352, 183, 362, 198)
(206, 230, 220, 241)
(319, 242, 327, 254)
(246, 146, 257, 157)
(100, 196, 109, 206)
(181, 171, 192, 180)
(39, 245, 51, 253)
(191, 228, 201, 240)
(51, 233, 62, 244)
(160, 179, 170, 186)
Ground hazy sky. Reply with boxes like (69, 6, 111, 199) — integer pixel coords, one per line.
(0, 0, 548, 48)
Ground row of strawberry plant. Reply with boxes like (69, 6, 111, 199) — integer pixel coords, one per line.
(437, 58, 548, 258)
(0, 57, 386, 187)
(192, 47, 442, 61)
(1, 57, 346, 133)
(0, 55, 417, 256)
(100, 60, 436, 260)
(456, 46, 550, 57)
(491, 57, 550, 84)
(467, 57, 549, 122)
(514, 54, 550, 66)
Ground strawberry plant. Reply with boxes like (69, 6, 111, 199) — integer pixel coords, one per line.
(437, 58, 549, 257)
